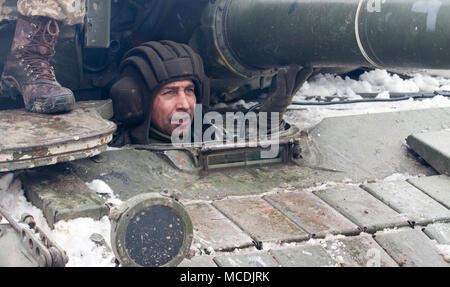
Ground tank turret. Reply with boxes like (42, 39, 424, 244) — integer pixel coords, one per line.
(1, 0, 450, 108)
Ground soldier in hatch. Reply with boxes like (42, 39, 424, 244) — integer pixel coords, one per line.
(1, 0, 85, 114)
(108, 40, 311, 146)
(109, 40, 210, 145)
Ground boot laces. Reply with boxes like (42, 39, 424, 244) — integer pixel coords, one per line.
(21, 18, 60, 81)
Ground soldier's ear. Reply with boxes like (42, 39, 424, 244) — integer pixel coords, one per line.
(110, 67, 147, 125)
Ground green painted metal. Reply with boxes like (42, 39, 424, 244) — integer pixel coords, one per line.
(84, 0, 111, 48)
(361, 180, 450, 224)
(207, 0, 450, 78)
(3, 0, 450, 106)
(21, 165, 109, 229)
(110, 193, 194, 267)
(374, 228, 450, 267)
(0, 101, 116, 172)
(408, 175, 450, 209)
(13, 108, 450, 267)
(407, 130, 450, 175)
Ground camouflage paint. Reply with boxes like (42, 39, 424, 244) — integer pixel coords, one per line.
(17, 0, 86, 25)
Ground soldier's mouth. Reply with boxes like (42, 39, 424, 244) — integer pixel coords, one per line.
(171, 117, 192, 130)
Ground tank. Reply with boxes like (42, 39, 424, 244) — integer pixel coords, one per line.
(1, 0, 450, 107)
(0, 0, 450, 267)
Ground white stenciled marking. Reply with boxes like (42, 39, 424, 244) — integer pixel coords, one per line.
(367, 0, 381, 13)
(412, 0, 442, 32)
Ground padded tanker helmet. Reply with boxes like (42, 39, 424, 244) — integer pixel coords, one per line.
(110, 40, 210, 145)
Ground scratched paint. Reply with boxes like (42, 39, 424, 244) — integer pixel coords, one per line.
(0, 104, 115, 172)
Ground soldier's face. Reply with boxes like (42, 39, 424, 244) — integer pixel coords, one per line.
(151, 80, 196, 136)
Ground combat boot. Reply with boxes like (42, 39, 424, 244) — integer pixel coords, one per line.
(1, 16, 75, 114)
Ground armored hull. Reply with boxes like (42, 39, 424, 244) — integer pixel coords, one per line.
(1, 101, 448, 267)
(1, 0, 450, 267)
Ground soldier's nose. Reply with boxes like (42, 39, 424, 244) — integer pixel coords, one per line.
(176, 92, 191, 110)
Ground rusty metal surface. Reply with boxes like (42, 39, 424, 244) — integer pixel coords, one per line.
(265, 191, 359, 237)
(213, 252, 280, 267)
(313, 186, 408, 232)
(269, 245, 339, 267)
(212, 197, 309, 244)
(321, 234, 398, 267)
(185, 203, 254, 251)
(408, 175, 450, 209)
(361, 180, 450, 225)
(0, 102, 116, 172)
(373, 228, 450, 267)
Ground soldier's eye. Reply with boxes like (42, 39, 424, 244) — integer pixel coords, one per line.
(163, 90, 175, 96)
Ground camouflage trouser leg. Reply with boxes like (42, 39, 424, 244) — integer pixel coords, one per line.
(17, 0, 86, 25)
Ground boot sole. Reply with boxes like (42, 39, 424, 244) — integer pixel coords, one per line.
(1, 76, 75, 114)
(31, 94, 75, 114)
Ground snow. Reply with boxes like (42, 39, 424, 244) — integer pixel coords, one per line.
(86, 179, 123, 206)
(437, 245, 450, 263)
(286, 69, 450, 131)
(51, 216, 115, 267)
(0, 173, 48, 230)
(297, 69, 450, 99)
(382, 173, 421, 182)
(0, 173, 115, 267)
(2, 69, 450, 267)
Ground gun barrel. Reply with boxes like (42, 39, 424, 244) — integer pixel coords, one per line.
(206, 0, 450, 77)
